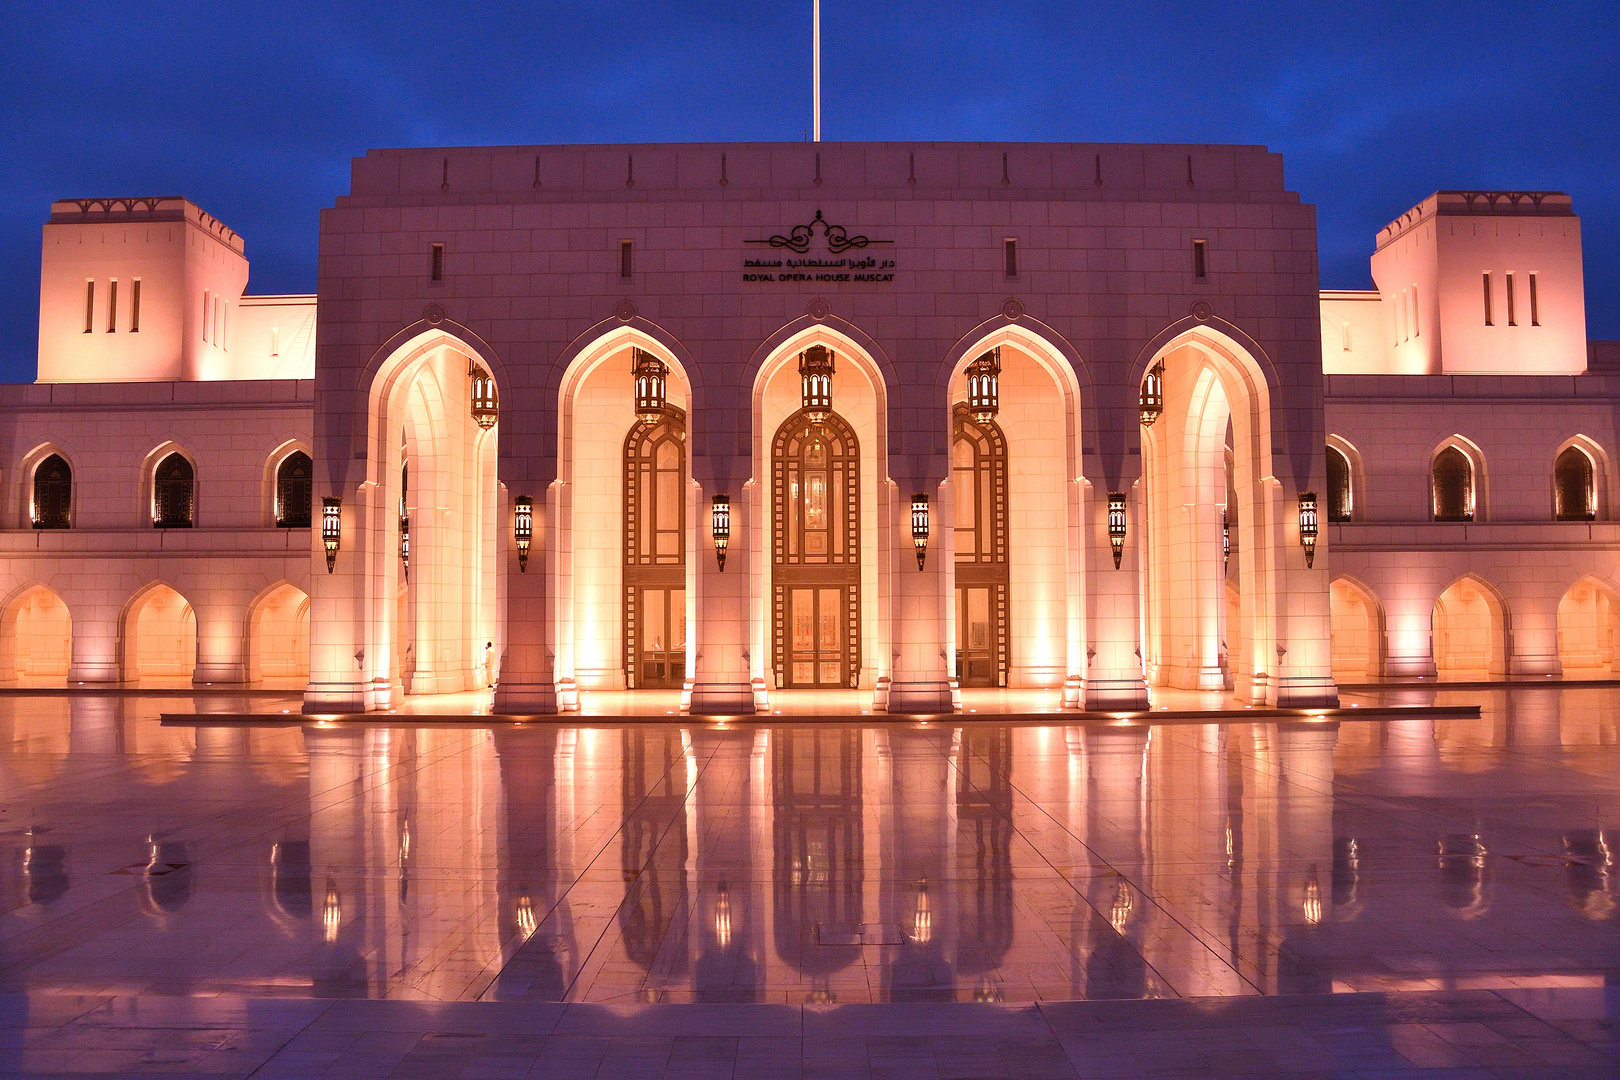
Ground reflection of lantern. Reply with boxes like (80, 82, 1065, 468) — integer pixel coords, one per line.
(1110, 879, 1133, 933)
(322, 498, 341, 573)
(711, 495, 730, 571)
(1222, 508, 1230, 572)
(633, 348, 668, 421)
(1139, 361, 1164, 426)
(714, 881, 732, 948)
(322, 878, 341, 943)
(911, 878, 932, 944)
(799, 344, 835, 423)
(1303, 869, 1323, 926)
(469, 362, 499, 429)
(514, 496, 534, 573)
(1298, 491, 1318, 569)
(967, 347, 1001, 423)
(1107, 492, 1127, 570)
(399, 515, 410, 578)
(516, 894, 537, 939)
(911, 494, 930, 570)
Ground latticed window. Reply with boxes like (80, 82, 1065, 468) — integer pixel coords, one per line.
(275, 451, 312, 528)
(153, 453, 195, 528)
(952, 405, 1009, 687)
(32, 454, 71, 529)
(1432, 447, 1473, 522)
(623, 410, 687, 689)
(1555, 446, 1595, 520)
(1326, 446, 1353, 522)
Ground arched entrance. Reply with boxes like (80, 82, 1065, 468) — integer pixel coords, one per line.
(623, 407, 688, 689)
(1329, 577, 1384, 681)
(248, 583, 310, 684)
(772, 410, 861, 688)
(1433, 576, 1509, 679)
(1557, 577, 1620, 675)
(122, 583, 196, 683)
(0, 585, 71, 684)
(951, 404, 1008, 687)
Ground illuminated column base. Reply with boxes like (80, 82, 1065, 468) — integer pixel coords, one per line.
(193, 660, 247, 685)
(886, 679, 953, 713)
(1082, 676, 1150, 711)
(303, 678, 369, 714)
(1384, 652, 1438, 679)
(1275, 674, 1339, 709)
(493, 678, 561, 715)
(689, 681, 756, 715)
(1509, 650, 1562, 677)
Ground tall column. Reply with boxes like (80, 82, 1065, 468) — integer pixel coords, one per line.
(305, 480, 393, 713)
(1272, 484, 1339, 708)
(1082, 481, 1149, 710)
(494, 486, 562, 714)
(689, 457, 755, 714)
(192, 598, 248, 684)
(887, 475, 953, 713)
(1506, 584, 1562, 676)
(1381, 572, 1439, 678)
(67, 594, 120, 683)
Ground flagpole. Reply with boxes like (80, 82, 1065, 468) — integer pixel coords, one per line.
(812, 0, 821, 141)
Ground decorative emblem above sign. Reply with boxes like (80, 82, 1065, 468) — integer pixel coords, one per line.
(748, 209, 892, 254)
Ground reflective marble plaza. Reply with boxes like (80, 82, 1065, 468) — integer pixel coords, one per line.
(5, 689, 1620, 1006)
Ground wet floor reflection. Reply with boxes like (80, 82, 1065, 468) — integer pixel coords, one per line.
(5, 689, 1620, 1001)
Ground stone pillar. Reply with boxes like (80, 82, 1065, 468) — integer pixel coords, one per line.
(192, 598, 248, 685)
(67, 594, 120, 684)
(494, 487, 562, 714)
(1381, 577, 1439, 679)
(689, 458, 755, 714)
(1506, 585, 1563, 677)
(887, 476, 953, 713)
(304, 481, 388, 713)
(1272, 486, 1339, 708)
(1082, 483, 1149, 710)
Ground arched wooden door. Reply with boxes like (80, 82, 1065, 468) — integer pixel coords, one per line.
(772, 410, 860, 689)
(624, 407, 687, 689)
(952, 404, 1009, 687)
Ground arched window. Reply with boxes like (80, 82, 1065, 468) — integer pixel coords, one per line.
(623, 409, 686, 689)
(153, 453, 195, 528)
(32, 454, 71, 529)
(1555, 446, 1595, 521)
(1432, 447, 1474, 522)
(275, 451, 312, 528)
(1326, 445, 1352, 523)
(953, 404, 1008, 687)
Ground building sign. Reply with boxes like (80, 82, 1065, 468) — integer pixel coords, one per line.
(743, 210, 895, 283)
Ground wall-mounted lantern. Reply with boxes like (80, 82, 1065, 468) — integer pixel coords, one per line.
(1298, 491, 1319, 568)
(911, 494, 930, 570)
(399, 515, 410, 579)
(632, 347, 668, 421)
(1107, 492, 1127, 569)
(799, 344, 835, 424)
(711, 494, 731, 571)
(1139, 361, 1164, 426)
(967, 347, 1001, 423)
(514, 496, 533, 573)
(1222, 508, 1230, 572)
(469, 362, 499, 429)
(322, 498, 341, 573)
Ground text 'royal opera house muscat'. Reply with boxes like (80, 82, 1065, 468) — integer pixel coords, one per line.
(11, 142, 1615, 715)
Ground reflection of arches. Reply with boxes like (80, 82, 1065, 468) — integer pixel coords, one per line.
(1557, 577, 1620, 675)
(0, 584, 71, 684)
(772, 728, 862, 979)
(956, 727, 1014, 979)
(623, 408, 687, 689)
(1329, 577, 1384, 680)
(121, 583, 197, 683)
(1431, 437, 1484, 522)
(951, 404, 1008, 687)
(248, 583, 311, 683)
(618, 730, 688, 977)
(1433, 576, 1509, 679)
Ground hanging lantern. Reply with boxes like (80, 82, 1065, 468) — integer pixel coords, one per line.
(1107, 492, 1127, 570)
(632, 347, 668, 421)
(514, 496, 533, 573)
(967, 347, 1001, 424)
(711, 494, 731, 571)
(911, 494, 930, 570)
(322, 498, 342, 573)
(799, 344, 835, 424)
(1298, 491, 1318, 569)
(399, 515, 410, 578)
(1140, 361, 1164, 426)
(1222, 507, 1230, 572)
(469, 362, 499, 429)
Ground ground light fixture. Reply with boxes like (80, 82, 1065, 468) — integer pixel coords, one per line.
(632, 347, 668, 420)
(322, 498, 341, 572)
(514, 496, 534, 573)
(1139, 361, 1164, 426)
(799, 344, 834, 424)
(1298, 491, 1319, 568)
(911, 493, 930, 569)
(711, 494, 730, 571)
(1108, 492, 1127, 569)
(469, 362, 499, 429)
(967, 347, 1000, 423)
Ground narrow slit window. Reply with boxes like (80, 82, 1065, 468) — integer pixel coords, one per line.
(1483, 272, 1493, 326)
(430, 243, 444, 282)
(106, 279, 117, 333)
(1004, 238, 1018, 279)
(1396, 290, 1407, 342)
(130, 278, 140, 332)
(621, 239, 633, 279)
(1411, 285, 1419, 337)
(1529, 272, 1540, 326)
(1341, 321, 1351, 351)
(270, 327, 279, 357)
(216, 297, 225, 346)
(84, 280, 94, 333)
(1506, 272, 1516, 326)
(202, 291, 211, 343)
(1193, 239, 1208, 281)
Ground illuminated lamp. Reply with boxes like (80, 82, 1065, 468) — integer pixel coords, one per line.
(516, 895, 536, 939)
(514, 496, 534, 573)
(399, 514, 410, 578)
(1139, 361, 1164, 426)
(966, 347, 1001, 424)
(714, 881, 732, 948)
(799, 344, 835, 424)
(1107, 492, 1127, 569)
(911, 878, 932, 944)
(632, 348, 668, 421)
(469, 362, 499, 429)
(322, 498, 341, 573)
(1303, 871, 1323, 925)
(1298, 491, 1318, 569)
(711, 494, 731, 571)
(322, 878, 341, 943)
(911, 494, 930, 570)
(1110, 880, 1133, 933)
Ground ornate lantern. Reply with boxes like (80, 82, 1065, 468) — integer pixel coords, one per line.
(1140, 361, 1164, 426)
(1107, 492, 1127, 570)
(322, 498, 341, 573)
(967, 347, 1001, 424)
(633, 348, 668, 421)
(399, 515, 410, 578)
(799, 344, 835, 424)
(911, 494, 930, 570)
(514, 496, 534, 573)
(469, 363, 499, 429)
(711, 494, 730, 571)
(1222, 508, 1230, 572)
(1298, 491, 1319, 569)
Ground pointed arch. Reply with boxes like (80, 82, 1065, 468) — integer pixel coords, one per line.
(1433, 574, 1511, 679)
(0, 583, 71, 684)
(140, 441, 199, 528)
(1556, 575, 1620, 675)
(246, 581, 311, 684)
(1429, 435, 1487, 522)
(1552, 435, 1608, 521)
(1325, 434, 1365, 523)
(1329, 576, 1385, 680)
(16, 443, 78, 529)
(119, 581, 197, 684)
(263, 439, 314, 528)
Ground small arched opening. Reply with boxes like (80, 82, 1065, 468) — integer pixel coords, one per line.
(32, 455, 72, 529)
(248, 583, 311, 685)
(1431, 444, 1478, 522)
(275, 451, 313, 528)
(1554, 445, 1597, 521)
(1432, 576, 1509, 680)
(1329, 577, 1383, 681)
(0, 585, 71, 684)
(152, 453, 196, 528)
(122, 583, 197, 684)
(1556, 577, 1620, 676)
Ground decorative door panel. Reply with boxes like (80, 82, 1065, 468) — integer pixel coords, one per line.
(624, 407, 686, 689)
(953, 404, 1009, 687)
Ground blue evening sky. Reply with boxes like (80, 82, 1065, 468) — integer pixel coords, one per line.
(1, 1, 1614, 382)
